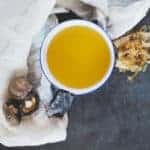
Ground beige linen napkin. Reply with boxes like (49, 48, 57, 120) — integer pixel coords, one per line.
(82, 0, 150, 39)
(0, 0, 68, 147)
(57, 0, 150, 39)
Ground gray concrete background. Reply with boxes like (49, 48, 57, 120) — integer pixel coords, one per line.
(0, 11, 150, 150)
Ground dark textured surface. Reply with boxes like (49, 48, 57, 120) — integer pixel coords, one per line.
(1, 11, 150, 150)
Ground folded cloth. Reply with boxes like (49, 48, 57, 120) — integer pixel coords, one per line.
(57, 0, 150, 39)
(0, 0, 68, 147)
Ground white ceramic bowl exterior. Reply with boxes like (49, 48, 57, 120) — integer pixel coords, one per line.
(40, 20, 115, 95)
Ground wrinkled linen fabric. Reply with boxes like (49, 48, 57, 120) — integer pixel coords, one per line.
(57, 0, 150, 39)
(0, 0, 68, 147)
(0, 0, 149, 147)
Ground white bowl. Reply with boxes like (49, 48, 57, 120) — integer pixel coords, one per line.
(40, 20, 115, 95)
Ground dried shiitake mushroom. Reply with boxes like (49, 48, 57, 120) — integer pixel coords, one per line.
(3, 100, 21, 125)
(9, 76, 32, 100)
(3, 91, 39, 125)
(4, 75, 40, 125)
(20, 92, 39, 116)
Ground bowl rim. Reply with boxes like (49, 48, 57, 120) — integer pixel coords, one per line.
(40, 19, 115, 95)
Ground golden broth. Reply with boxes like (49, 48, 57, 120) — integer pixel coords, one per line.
(47, 26, 111, 89)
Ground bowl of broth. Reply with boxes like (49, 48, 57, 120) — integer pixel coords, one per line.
(40, 20, 115, 95)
